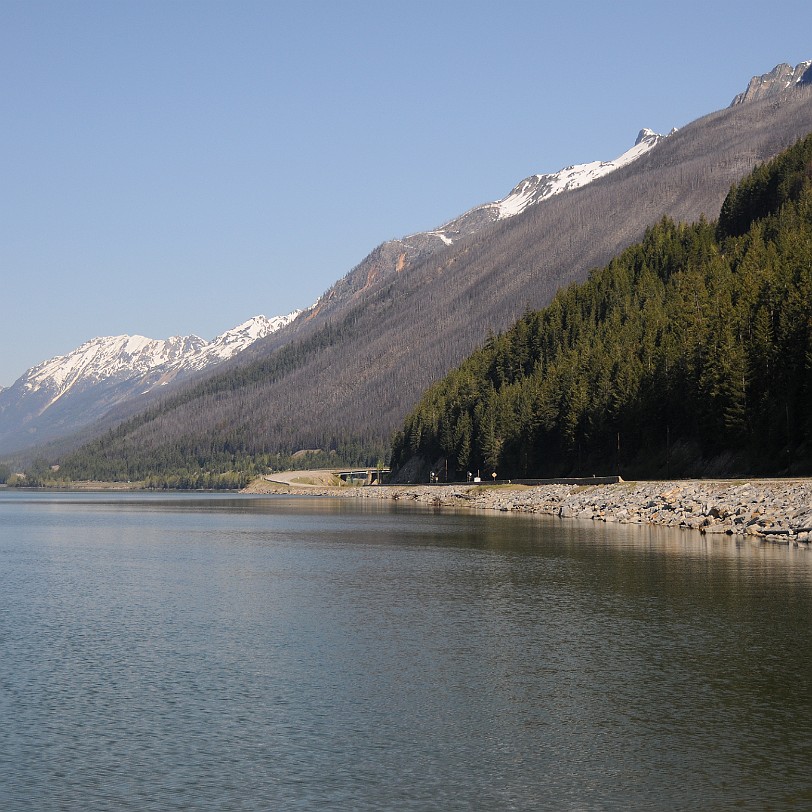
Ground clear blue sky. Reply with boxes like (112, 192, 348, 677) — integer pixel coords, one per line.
(1, 0, 810, 386)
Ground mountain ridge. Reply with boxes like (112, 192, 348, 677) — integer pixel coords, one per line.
(414, 127, 668, 244)
(305, 127, 668, 323)
(0, 311, 298, 453)
(6, 61, 812, 472)
(55, 64, 812, 481)
(0, 127, 668, 455)
(731, 61, 812, 105)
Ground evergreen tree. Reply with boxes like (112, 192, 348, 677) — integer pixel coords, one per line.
(391, 134, 812, 480)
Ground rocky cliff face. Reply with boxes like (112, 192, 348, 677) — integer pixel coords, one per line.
(731, 61, 812, 105)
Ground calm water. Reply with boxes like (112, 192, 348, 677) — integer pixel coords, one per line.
(1, 490, 811, 811)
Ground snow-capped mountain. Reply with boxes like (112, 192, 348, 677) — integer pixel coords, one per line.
(23, 333, 208, 401)
(52, 59, 812, 476)
(0, 311, 299, 453)
(8, 52, 804, 459)
(21, 313, 299, 402)
(421, 128, 669, 247)
(313, 128, 671, 317)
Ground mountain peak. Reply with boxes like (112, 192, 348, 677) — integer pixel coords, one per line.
(192, 311, 301, 367)
(635, 128, 658, 145)
(731, 61, 812, 106)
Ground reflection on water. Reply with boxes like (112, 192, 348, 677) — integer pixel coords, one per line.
(1, 491, 811, 810)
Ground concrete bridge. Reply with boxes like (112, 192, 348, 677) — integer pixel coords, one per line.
(337, 468, 390, 485)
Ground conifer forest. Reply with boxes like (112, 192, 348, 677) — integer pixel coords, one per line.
(391, 135, 812, 480)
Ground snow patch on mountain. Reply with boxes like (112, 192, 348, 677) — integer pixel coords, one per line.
(183, 313, 300, 370)
(414, 128, 669, 247)
(24, 334, 205, 401)
(492, 128, 667, 220)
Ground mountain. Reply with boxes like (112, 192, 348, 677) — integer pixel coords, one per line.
(0, 312, 298, 453)
(731, 61, 812, 105)
(1, 130, 667, 458)
(175, 313, 301, 371)
(424, 128, 668, 242)
(391, 133, 812, 480)
(44, 63, 812, 481)
(304, 128, 668, 322)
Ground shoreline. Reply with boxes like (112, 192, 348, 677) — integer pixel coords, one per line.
(243, 477, 812, 544)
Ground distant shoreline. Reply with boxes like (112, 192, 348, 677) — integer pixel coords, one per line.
(245, 476, 812, 543)
(6, 475, 810, 545)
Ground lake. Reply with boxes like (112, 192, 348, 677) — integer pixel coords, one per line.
(1, 490, 811, 810)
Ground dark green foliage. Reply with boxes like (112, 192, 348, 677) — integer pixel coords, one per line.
(718, 135, 812, 238)
(61, 431, 387, 487)
(393, 135, 812, 479)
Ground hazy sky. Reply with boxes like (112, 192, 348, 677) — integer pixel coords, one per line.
(1, 0, 810, 386)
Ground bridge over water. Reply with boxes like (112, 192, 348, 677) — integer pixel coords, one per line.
(337, 468, 390, 485)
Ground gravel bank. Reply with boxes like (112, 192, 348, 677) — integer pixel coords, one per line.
(245, 477, 812, 543)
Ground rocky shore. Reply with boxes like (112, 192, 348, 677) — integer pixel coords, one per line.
(244, 477, 812, 544)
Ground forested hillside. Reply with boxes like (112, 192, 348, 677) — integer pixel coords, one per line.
(55, 81, 812, 484)
(391, 135, 812, 480)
